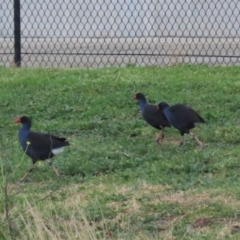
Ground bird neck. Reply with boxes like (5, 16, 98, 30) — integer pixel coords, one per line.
(139, 99, 148, 112)
(18, 123, 31, 149)
(162, 107, 175, 123)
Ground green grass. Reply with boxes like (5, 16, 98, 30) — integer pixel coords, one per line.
(1, 64, 240, 239)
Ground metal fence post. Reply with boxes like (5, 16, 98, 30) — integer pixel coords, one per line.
(14, 0, 21, 67)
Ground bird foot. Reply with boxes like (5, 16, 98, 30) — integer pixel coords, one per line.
(155, 138, 163, 146)
(178, 142, 184, 148)
(199, 142, 207, 148)
(16, 180, 25, 185)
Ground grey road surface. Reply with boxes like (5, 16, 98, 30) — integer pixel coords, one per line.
(1, 37, 239, 67)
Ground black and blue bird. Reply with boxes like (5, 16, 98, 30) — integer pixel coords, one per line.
(134, 93, 170, 145)
(157, 102, 206, 147)
(15, 116, 70, 181)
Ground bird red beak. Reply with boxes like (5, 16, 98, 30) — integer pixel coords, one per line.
(157, 106, 160, 110)
(14, 117, 21, 124)
(133, 95, 137, 99)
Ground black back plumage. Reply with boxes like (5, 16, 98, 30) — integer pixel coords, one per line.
(27, 131, 69, 161)
(143, 105, 170, 130)
(159, 103, 205, 135)
(16, 116, 69, 163)
(135, 93, 170, 130)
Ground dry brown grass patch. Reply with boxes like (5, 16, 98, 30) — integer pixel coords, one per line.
(149, 190, 240, 209)
(216, 219, 240, 239)
(191, 218, 240, 238)
(164, 137, 182, 145)
(18, 204, 103, 240)
(109, 182, 170, 214)
(140, 182, 171, 193)
(115, 185, 132, 195)
(115, 182, 170, 196)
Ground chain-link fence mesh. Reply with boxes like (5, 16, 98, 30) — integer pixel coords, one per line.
(1, 0, 240, 68)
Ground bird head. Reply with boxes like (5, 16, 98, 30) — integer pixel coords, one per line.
(134, 92, 146, 100)
(157, 102, 170, 111)
(14, 116, 31, 124)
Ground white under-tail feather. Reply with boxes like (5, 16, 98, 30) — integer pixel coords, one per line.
(52, 147, 65, 155)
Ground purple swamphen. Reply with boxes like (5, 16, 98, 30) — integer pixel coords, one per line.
(157, 102, 206, 147)
(15, 116, 70, 181)
(134, 93, 170, 145)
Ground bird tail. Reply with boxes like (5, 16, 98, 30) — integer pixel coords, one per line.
(51, 135, 70, 146)
(196, 114, 205, 123)
(57, 137, 70, 146)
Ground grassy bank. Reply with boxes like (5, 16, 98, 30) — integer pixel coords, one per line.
(1, 65, 240, 239)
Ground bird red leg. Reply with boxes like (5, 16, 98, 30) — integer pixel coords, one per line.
(159, 129, 165, 145)
(189, 132, 206, 148)
(19, 164, 35, 182)
(155, 129, 163, 145)
(46, 160, 60, 177)
(179, 136, 185, 147)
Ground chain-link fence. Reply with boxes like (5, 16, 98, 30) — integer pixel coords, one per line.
(1, 0, 240, 68)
